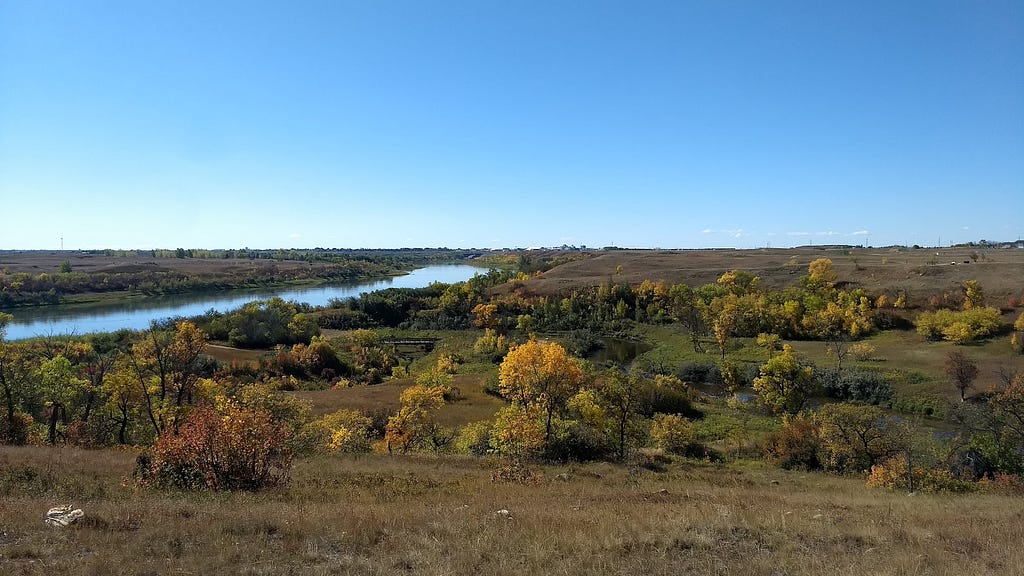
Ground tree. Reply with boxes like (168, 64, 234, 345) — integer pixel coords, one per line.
(805, 258, 838, 290)
(598, 369, 646, 460)
(384, 383, 445, 453)
(103, 360, 143, 444)
(712, 298, 738, 360)
(962, 280, 984, 310)
(817, 403, 908, 472)
(38, 355, 86, 444)
(472, 303, 501, 330)
(498, 339, 586, 444)
(752, 344, 817, 414)
(944, 350, 979, 402)
(127, 321, 209, 436)
(668, 284, 707, 353)
(755, 333, 780, 359)
(0, 316, 37, 444)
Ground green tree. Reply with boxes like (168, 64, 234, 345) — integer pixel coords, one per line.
(39, 355, 86, 444)
(598, 369, 646, 460)
(668, 284, 707, 353)
(755, 333, 781, 359)
(0, 315, 38, 444)
(817, 403, 908, 472)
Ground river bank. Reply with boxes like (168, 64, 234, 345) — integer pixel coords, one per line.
(3, 264, 483, 340)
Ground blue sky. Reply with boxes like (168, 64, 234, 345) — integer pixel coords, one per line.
(1, 1, 1021, 250)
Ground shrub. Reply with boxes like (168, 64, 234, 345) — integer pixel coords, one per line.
(66, 418, 118, 448)
(677, 362, 722, 386)
(137, 403, 293, 491)
(849, 342, 876, 361)
(489, 405, 545, 461)
(649, 413, 694, 455)
(454, 421, 493, 456)
(762, 413, 821, 470)
(296, 409, 372, 454)
(638, 375, 701, 418)
(545, 421, 614, 462)
(915, 307, 1003, 343)
(436, 353, 460, 375)
(866, 457, 976, 493)
(820, 369, 893, 404)
(0, 411, 33, 446)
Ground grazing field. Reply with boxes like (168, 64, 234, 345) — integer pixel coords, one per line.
(2, 445, 1022, 576)
(516, 247, 1024, 307)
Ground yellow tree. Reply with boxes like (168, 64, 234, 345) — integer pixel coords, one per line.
(753, 345, 817, 414)
(498, 339, 585, 444)
(472, 303, 500, 330)
(127, 321, 209, 436)
(962, 280, 984, 310)
(384, 384, 445, 453)
(807, 258, 838, 287)
(711, 295, 739, 360)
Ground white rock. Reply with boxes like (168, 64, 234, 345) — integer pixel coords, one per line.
(45, 505, 84, 528)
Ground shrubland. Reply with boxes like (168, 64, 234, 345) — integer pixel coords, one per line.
(3, 253, 1024, 573)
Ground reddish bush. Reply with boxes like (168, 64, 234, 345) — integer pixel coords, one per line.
(136, 403, 293, 491)
(762, 413, 821, 470)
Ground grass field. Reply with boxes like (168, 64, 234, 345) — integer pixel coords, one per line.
(2, 445, 1022, 575)
(514, 247, 1024, 309)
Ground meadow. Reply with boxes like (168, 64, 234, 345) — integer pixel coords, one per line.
(3, 445, 1022, 576)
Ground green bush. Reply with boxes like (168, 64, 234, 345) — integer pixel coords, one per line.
(820, 369, 893, 404)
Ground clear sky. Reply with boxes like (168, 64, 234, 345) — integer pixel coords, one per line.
(1, 1, 1021, 250)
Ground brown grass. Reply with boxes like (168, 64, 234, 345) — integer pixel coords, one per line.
(512, 247, 1024, 308)
(292, 374, 505, 427)
(2, 445, 1023, 575)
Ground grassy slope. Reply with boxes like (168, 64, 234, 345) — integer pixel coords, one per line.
(2, 446, 1022, 576)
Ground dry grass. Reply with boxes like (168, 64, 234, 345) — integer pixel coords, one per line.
(514, 247, 1024, 308)
(203, 344, 272, 367)
(2, 445, 1022, 575)
(292, 374, 505, 427)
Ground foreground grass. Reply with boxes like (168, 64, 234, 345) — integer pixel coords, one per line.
(2, 446, 1022, 575)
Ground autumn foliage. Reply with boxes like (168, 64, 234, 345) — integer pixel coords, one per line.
(137, 401, 293, 491)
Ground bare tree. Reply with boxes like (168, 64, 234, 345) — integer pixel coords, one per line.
(945, 350, 979, 402)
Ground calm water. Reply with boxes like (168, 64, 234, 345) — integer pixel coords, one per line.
(3, 265, 482, 340)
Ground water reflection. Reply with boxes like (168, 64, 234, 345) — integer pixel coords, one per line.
(4, 265, 481, 340)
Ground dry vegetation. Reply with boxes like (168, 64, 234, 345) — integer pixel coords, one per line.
(3, 445, 1022, 576)
(4, 246, 1024, 575)
(516, 247, 1024, 308)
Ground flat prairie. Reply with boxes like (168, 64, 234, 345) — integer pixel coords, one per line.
(515, 247, 1024, 308)
(2, 445, 1022, 576)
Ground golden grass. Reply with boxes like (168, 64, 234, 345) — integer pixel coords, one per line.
(203, 343, 272, 366)
(2, 445, 1022, 575)
(291, 374, 505, 427)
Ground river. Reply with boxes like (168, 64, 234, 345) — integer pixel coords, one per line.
(3, 264, 482, 340)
